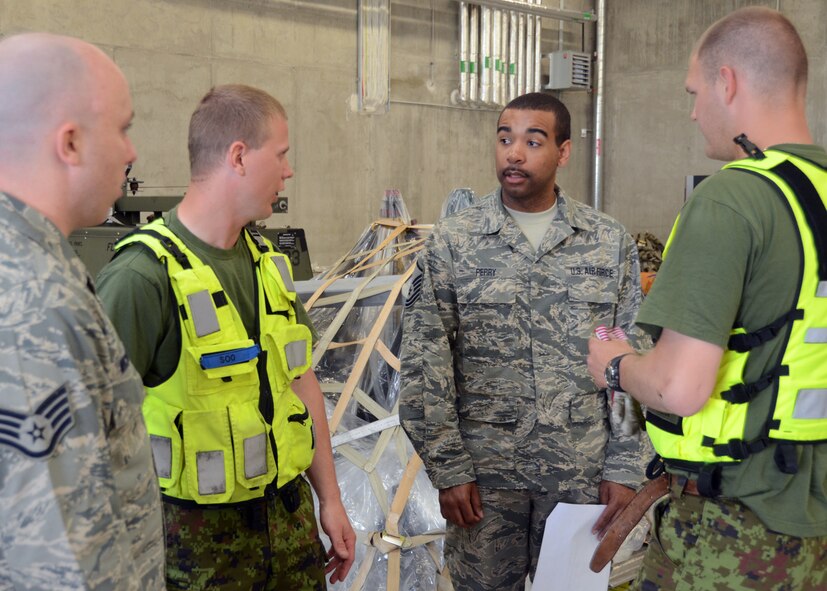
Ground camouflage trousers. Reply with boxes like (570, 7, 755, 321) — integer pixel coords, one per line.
(634, 489, 827, 591)
(445, 486, 598, 591)
(164, 476, 327, 591)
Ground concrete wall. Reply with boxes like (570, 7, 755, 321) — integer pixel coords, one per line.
(0, 0, 594, 268)
(2, 0, 823, 264)
(603, 0, 827, 241)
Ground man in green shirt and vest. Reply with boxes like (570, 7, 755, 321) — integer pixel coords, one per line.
(98, 84, 354, 590)
(587, 7, 827, 590)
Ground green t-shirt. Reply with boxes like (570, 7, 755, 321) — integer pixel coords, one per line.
(96, 207, 315, 386)
(637, 144, 827, 537)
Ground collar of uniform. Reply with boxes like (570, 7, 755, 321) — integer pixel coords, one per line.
(557, 190, 594, 232)
(0, 191, 66, 254)
(0, 191, 92, 287)
(478, 187, 594, 234)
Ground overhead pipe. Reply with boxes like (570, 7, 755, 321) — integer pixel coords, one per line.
(558, 0, 565, 48)
(592, 0, 606, 211)
(525, 0, 532, 93)
(450, 0, 595, 23)
(480, 6, 492, 103)
(453, 0, 595, 105)
(533, 0, 543, 92)
(492, 8, 502, 105)
(500, 8, 508, 104)
(516, 7, 526, 95)
(469, 4, 480, 103)
(508, 9, 518, 100)
(458, 2, 469, 104)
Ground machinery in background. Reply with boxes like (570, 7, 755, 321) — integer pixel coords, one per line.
(69, 172, 312, 279)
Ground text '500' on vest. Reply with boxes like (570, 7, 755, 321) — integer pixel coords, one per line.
(114, 220, 314, 504)
(646, 150, 827, 492)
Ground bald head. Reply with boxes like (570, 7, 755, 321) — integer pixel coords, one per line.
(0, 33, 118, 161)
(0, 33, 136, 234)
(694, 7, 807, 102)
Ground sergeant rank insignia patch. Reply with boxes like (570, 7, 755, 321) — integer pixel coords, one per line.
(404, 263, 424, 309)
(0, 385, 74, 459)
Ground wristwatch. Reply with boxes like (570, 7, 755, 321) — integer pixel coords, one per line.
(604, 353, 631, 392)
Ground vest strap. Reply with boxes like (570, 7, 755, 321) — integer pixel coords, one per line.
(212, 290, 229, 308)
(645, 409, 683, 435)
(727, 309, 803, 352)
(697, 464, 723, 497)
(770, 160, 827, 282)
(645, 454, 666, 479)
(720, 365, 789, 404)
(774, 443, 799, 474)
(134, 228, 193, 270)
(246, 227, 271, 253)
(711, 436, 769, 460)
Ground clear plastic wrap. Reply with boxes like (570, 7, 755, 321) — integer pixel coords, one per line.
(308, 190, 444, 590)
(439, 188, 476, 220)
(314, 398, 446, 591)
(312, 190, 425, 416)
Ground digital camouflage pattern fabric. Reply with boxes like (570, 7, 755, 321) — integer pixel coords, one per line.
(165, 477, 327, 591)
(445, 486, 598, 591)
(400, 189, 652, 494)
(636, 487, 827, 591)
(0, 192, 164, 590)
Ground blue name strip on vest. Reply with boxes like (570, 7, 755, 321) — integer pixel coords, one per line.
(200, 345, 261, 369)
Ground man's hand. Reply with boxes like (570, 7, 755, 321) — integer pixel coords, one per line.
(587, 335, 635, 388)
(439, 482, 484, 528)
(592, 480, 635, 538)
(319, 500, 356, 583)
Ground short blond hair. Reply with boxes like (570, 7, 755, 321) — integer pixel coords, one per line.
(188, 84, 286, 177)
(695, 7, 807, 98)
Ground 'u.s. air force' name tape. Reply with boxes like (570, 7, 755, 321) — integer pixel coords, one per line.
(0, 385, 74, 459)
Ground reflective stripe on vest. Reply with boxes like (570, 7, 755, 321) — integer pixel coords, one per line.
(645, 150, 827, 470)
(114, 220, 315, 504)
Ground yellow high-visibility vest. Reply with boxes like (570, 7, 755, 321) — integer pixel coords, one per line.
(646, 150, 827, 483)
(115, 221, 314, 504)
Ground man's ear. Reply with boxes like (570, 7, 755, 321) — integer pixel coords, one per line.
(719, 65, 737, 105)
(55, 122, 81, 165)
(557, 138, 572, 168)
(228, 140, 247, 176)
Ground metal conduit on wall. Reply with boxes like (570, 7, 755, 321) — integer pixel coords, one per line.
(450, 1, 595, 109)
(449, 0, 605, 213)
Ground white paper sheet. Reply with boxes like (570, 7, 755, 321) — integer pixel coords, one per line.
(531, 503, 611, 591)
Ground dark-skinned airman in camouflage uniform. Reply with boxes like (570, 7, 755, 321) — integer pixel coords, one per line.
(401, 93, 651, 591)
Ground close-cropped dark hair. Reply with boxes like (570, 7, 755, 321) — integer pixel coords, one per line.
(500, 92, 571, 146)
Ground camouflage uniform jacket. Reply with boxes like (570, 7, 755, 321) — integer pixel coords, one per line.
(0, 193, 164, 590)
(400, 189, 651, 492)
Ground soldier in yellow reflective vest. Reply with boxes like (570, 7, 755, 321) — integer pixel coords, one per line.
(98, 85, 354, 590)
(587, 7, 827, 591)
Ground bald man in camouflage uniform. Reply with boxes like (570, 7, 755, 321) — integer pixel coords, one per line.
(0, 34, 164, 589)
(400, 93, 651, 591)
